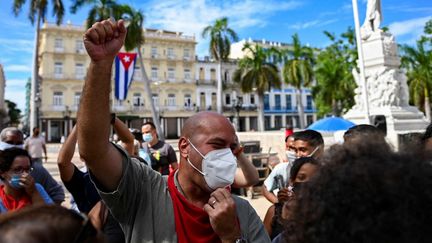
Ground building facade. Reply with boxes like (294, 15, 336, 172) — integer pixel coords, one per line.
(38, 22, 197, 141)
(0, 64, 9, 129)
(230, 39, 317, 129)
(195, 58, 259, 131)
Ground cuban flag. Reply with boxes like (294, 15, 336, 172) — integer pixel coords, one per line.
(115, 52, 137, 100)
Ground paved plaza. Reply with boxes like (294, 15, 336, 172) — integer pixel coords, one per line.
(45, 143, 272, 219)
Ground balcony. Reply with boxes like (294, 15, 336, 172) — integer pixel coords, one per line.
(167, 54, 176, 60)
(42, 73, 86, 80)
(151, 53, 159, 59)
(196, 79, 216, 86)
(183, 56, 193, 61)
(167, 77, 176, 83)
(51, 105, 66, 111)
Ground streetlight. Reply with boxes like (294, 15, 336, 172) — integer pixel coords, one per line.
(62, 105, 72, 137)
(233, 96, 243, 131)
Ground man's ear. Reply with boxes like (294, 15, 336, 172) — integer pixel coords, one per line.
(178, 137, 189, 158)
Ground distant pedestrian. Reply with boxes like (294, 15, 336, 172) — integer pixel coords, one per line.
(24, 127, 47, 164)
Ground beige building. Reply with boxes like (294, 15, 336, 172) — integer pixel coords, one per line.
(38, 22, 197, 142)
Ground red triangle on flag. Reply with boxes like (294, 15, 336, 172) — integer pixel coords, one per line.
(117, 52, 137, 70)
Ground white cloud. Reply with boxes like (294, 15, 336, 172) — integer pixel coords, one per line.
(3, 65, 32, 72)
(289, 19, 338, 30)
(142, 0, 303, 56)
(0, 38, 34, 54)
(389, 16, 431, 41)
(5, 88, 26, 111)
(5, 79, 28, 89)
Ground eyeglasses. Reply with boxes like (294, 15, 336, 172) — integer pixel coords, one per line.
(72, 212, 98, 243)
(10, 166, 33, 174)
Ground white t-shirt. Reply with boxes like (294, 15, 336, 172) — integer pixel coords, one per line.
(24, 136, 46, 158)
(263, 162, 292, 194)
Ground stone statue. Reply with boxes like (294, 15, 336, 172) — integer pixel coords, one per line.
(361, 0, 382, 40)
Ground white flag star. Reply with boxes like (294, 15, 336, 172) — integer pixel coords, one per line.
(123, 56, 130, 63)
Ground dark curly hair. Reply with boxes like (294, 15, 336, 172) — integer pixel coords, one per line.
(0, 148, 32, 178)
(286, 135, 432, 243)
(289, 157, 319, 181)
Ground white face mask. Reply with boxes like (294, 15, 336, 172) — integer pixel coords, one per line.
(286, 150, 297, 164)
(0, 141, 24, 151)
(307, 146, 320, 158)
(187, 139, 237, 190)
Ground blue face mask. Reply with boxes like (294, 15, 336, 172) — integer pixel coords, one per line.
(9, 174, 23, 189)
(142, 133, 153, 143)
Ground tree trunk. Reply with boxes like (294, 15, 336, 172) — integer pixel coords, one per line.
(30, 12, 41, 131)
(137, 46, 165, 140)
(296, 88, 306, 128)
(425, 88, 431, 122)
(332, 99, 338, 116)
(216, 61, 223, 113)
(258, 94, 265, 131)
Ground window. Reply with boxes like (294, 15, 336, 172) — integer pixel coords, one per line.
(54, 62, 63, 78)
(225, 94, 231, 105)
(75, 63, 84, 79)
(75, 40, 84, 53)
(151, 67, 158, 80)
(275, 94, 281, 110)
(184, 68, 191, 81)
(167, 94, 176, 107)
(210, 68, 216, 81)
(152, 94, 159, 106)
(286, 94, 292, 110)
(275, 116, 282, 129)
(306, 95, 313, 110)
(184, 94, 192, 107)
(54, 38, 63, 52)
(184, 48, 190, 59)
(168, 67, 175, 81)
(134, 66, 141, 80)
(264, 94, 270, 110)
(53, 92, 63, 106)
(74, 92, 81, 106)
(133, 93, 142, 106)
(167, 48, 175, 59)
(151, 47, 157, 57)
(250, 94, 256, 105)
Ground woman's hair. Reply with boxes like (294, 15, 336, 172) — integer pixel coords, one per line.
(0, 205, 104, 243)
(286, 137, 432, 243)
(0, 148, 32, 177)
(289, 157, 319, 181)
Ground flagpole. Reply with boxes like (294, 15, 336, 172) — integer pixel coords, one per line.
(352, 0, 371, 125)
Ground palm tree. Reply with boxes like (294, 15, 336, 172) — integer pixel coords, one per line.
(312, 30, 356, 117)
(233, 43, 281, 131)
(119, 5, 164, 140)
(202, 17, 239, 113)
(282, 34, 314, 129)
(70, 0, 122, 28)
(401, 37, 432, 121)
(12, 0, 65, 131)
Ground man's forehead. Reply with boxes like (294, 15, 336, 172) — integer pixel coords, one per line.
(294, 139, 312, 147)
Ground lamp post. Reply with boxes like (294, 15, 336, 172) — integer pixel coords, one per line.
(62, 105, 71, 137)
(233, 96, 243, 131)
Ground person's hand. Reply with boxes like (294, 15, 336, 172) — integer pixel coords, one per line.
(204, 189, 241, 242)
(232, 135, 243, 158)
(19, 174, 37, 196)
(44, 156, 48, 162)
(83, 19, 127, 62)
(277, 188, 290, 203)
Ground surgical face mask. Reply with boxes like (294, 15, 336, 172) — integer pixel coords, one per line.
(8, 174, 23, 189)
(187, 139, 237, 190)
(142, 133, 153, 143)
(0, 141, 24, 151)
(286, 150, 297, 164)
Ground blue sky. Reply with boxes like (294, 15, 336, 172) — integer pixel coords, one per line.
(1, 0, 431, 111)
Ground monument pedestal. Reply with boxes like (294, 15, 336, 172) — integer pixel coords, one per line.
(344, 31, 429, 149)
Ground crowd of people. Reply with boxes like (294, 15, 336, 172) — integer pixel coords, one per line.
(0, 18, 432, 243)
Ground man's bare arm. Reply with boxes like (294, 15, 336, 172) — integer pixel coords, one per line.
(57, 126, 77, 182)
(113, 117, 135, 155)
(77, 19, 126, 191)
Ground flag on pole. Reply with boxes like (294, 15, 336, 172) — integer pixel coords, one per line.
(115, 52, 137, 100)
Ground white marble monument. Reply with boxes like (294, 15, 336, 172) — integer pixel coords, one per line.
(344, 0, 428, 149)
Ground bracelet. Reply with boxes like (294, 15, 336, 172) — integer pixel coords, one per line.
(110, 113, 116, 125)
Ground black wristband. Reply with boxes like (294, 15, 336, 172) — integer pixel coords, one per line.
(110, 113, 116, 125)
